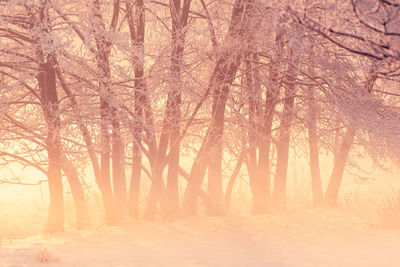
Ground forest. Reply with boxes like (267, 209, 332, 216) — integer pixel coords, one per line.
(1, 0, 400, 265)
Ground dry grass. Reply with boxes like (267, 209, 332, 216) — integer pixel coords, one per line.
(378, 189, 400, 228)
(36, 248, 59, 263)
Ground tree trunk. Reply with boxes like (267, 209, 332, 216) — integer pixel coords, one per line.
(61, 155, 90, 228)
(164, 0, 193, 220)
(225, 149, 245, 208)
(324, 127, 355, 206)
(36, 3, 89, 230)
(126, 0, 146, 218)
(307, 84, 323, 207)
(144, 132, 168, 219)
(164, 0, 189, 219)
(98, 63, 116, 224)
(182, 142, 210, 215)
(46, 143, 64, 232)
(124, 22, 160, 218)
(252, 33, 283, 213)
(93, 0, 122, 223)
(207, 118, 226, 215)
(245, 53, 269, 214)
(185, 59, 239, 216)
(273, 62, 296, 209)
(112, 117, 127, 218)
(38, 55, 64, 232)
(36, 3, 64, 232)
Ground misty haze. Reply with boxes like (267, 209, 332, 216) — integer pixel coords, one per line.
(1, 0, 400, 266)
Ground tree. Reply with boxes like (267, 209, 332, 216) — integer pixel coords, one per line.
(182, 0, 256, 215)
(0, 0, 90, 231)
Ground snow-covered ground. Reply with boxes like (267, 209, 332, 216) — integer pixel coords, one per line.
(1, 207, 400, 267)
(1, 162, 400, 266)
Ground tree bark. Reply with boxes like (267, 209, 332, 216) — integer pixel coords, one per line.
(245, 52, 272, 214)
(126, 0, 145, 219)
(307, 83, 323, 207)
(35, 2, 64, 232)
(163, 0, 191, 220)
(61, 155, 90, 228)
(273, 62, 296, 209)
(324, 127, 355, 206)
(112, 116, 127, 217)
(93, 0, 124, 223)
(38, 56, 64, 232)
(225, 149, 245, 208)
(35, 2, 89, 231)
(126, 0, 159, 219)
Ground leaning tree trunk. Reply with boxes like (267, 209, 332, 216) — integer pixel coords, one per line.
(324, 66, 377, 207)
(182, 52, 245, 216)
(250, 33, 283, 213)
(324, 127, 355, 206)
(225, 148, 246, 208)
(182, 0, 255, 215)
